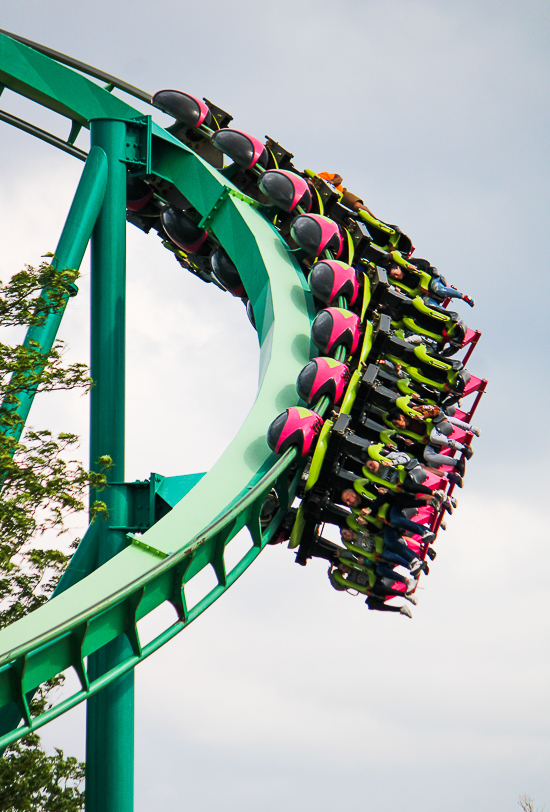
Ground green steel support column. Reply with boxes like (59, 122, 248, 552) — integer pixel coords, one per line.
(85, 118, 134, 812)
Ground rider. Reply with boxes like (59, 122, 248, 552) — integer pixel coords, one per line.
(340, 487, 436, 544)
(387, 261, 475, 308)
(327, 559, 415, 617)
(317, 172, 376, 216)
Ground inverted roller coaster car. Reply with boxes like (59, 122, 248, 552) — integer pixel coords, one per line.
(296, 357, 349, 406)
(257, 170, 312, 212)
(267, 407, 324, 457)
(311, 307, 361, 356)
(210, 248, 245, 297)
(152, 90, 213, 130)
(308, 260, 360, 307)
(290, 214, 343, 258)
(160, 205, 208, 253)
(211, 128, 268, 170)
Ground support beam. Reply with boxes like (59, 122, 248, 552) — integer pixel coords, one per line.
(85, 118, 134, 812)
(0, 144, 108, 755)
(1, 146, 107, 442)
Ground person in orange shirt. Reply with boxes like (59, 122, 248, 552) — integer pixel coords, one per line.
(317, 172, 375, 217)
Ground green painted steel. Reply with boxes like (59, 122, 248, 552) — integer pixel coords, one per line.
(0, 30, 184, 152)
(4, 146, 108, 442)
(0, 28, 152, 104)
(0, 146, 109, 750)
(0, 32, 142, 126)
(85, 118, 134, 812)
(0, 108, 87, 160)
(0, 30, 316, 759)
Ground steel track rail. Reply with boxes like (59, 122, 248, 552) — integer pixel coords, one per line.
(0, 108, 87, 159)
(0, 28, 151, 103)
(0, 30, 316, 747)
(0, 450, 298, 748)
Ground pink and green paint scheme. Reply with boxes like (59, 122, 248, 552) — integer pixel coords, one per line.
(308, 260, 360, 306)
(267, 407, 324, 457)
(296, 357, 349, 406)
(211, 128, 268, 170)
(311, 307, 361, 356)
(290, 213, 343, 258)
(258, 170, 312, 212)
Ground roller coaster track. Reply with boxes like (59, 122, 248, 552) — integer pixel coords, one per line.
(0, 29, 317, 753)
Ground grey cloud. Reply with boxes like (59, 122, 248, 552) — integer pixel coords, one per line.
(2, 1, 550, 809)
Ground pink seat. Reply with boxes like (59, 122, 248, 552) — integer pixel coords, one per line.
(463, 375, 483, 396)
(405, 538, 423, 555)
(423, 472, 446, 489)
(449, 426, 468, 443)
(412, 506, 435, 524)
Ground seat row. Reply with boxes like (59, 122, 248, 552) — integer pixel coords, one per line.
(125, 89, 487, 618)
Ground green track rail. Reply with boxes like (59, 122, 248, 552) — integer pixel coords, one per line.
(0, 31, 316, 748)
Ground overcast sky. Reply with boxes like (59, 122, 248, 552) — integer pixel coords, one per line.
(1, 1, 550, 810)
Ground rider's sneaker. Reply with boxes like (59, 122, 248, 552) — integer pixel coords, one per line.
(410, 561, 423, 577)
(422, 531, 436, 544)
(447, 472, 463, 488)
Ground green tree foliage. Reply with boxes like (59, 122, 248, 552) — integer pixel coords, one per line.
(0, 260, 88, 434)
(0, 262, 107, 810)
(0, 735, 85, 812)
